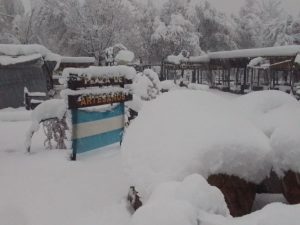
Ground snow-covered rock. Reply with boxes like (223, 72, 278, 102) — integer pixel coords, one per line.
(122, 90, 271, 198)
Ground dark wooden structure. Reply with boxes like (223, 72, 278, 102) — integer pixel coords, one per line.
(163, 46, 300, 95)
(0, 55, 57, 109)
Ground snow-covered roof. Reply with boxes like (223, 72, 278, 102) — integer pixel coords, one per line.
(0, 53, 42, 66)
(0, 44, 61, 62)
(60, 56, 96, 64)
(209, 45, 300, 59)
(166, 45, 300, 65)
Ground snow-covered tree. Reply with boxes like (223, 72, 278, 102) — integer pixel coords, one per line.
(234, 0, 263, 48)
(0, 0, 24, 43)
(151, 13, 201, 62)
(291, 15, 300, 44)
(187, 1, 237, 51)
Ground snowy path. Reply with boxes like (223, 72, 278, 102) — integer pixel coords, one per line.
(0, 121, 131, 225)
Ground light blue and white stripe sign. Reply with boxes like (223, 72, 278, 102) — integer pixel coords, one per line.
(71, 103, 125, 159)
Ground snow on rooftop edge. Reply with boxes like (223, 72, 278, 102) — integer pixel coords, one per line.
(0, 53, 42, 66)
(208, 45, 300, 59)
(60, 56, 96, 64)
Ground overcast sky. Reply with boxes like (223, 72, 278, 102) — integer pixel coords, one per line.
(151, 0, 300, 16)
(20, 0, 300, 16)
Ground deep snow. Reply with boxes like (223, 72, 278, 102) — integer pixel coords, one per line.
(1, 89, 300, 225)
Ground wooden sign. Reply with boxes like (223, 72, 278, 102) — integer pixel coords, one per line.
(67, 74, 132, 90)
(68, 92, 132, 109)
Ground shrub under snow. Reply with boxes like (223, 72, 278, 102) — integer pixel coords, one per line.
(131, 69, 161, 101)
(122, 90, 271, 198)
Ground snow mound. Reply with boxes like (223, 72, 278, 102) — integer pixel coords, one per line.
(199, 203, 300, 225)
(122, 90, 271, 198)
(160, 80, 178, 91)
(130, 200, 198, 225)
(129, 174, 229, 225)
(132, 69, 160, 101)
(234, 90, 299, 137)
(188, 83, 209, 91)
(148, 174, 229, 216)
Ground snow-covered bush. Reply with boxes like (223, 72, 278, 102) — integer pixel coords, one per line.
(25, 99, 68, 152)
(122, 90, 271, 198)
(234, 90, 299, 137)
(160, 80, 179, 92)
(131, 69, 161, 101)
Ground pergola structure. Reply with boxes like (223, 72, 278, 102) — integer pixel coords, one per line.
(163, 45, 300, 95)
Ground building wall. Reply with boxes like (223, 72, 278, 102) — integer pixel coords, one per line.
(0, 63, 48, 109)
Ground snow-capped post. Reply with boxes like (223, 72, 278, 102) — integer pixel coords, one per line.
(61, 66, 134, 160)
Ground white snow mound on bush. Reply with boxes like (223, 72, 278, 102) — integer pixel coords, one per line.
(122, 90, 271, 198)
(234, 90, 298, 136)
(148, 174, 229, 216)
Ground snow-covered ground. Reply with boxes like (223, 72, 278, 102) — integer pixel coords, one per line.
(1, 89, 299, 225)
(0, 119, 131, 225)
